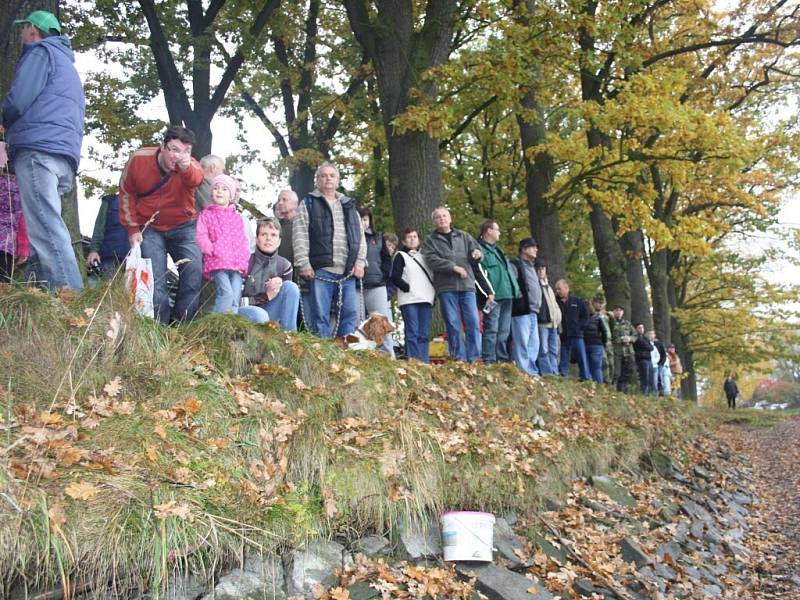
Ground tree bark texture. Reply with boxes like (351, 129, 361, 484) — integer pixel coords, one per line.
(0, 0, 45, 99)
(668, 271, 697, 401)
(619, 230, 652, 328)
(589, 204, 630, 314)
(516, 90, 566, 281)
(344, 0, 457, 236)
(647, 247, 671, 342)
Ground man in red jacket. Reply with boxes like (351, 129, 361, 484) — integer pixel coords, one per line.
(119, 126, 204, 323)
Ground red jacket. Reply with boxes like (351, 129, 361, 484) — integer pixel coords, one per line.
(118, 147, 204, 234)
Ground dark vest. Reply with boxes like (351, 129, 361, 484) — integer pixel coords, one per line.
(305, 194, 361, 273)
(511, 257, 530, 317)
(363, 230, 386, 288)
(100, 195, 130, 261)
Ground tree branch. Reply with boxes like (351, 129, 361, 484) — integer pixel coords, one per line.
(297, 0, 320, 119)
(240, 90, 291, 159)
(138, 0, 192, 124)
(439, 95, 498, 150)
(208, 0, 281, 118)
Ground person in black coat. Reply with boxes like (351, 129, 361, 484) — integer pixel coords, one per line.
(554, 279, 591, 381)
(723, 375, 739, 409)
(632, 323, 654, 394)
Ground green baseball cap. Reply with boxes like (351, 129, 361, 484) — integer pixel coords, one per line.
(14, 10, 62, 34)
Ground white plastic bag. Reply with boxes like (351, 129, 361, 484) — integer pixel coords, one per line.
(125, 244, 154, 318)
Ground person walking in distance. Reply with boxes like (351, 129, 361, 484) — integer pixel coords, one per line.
(723, 375, 739, 409)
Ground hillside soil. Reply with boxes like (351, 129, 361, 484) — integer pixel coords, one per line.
(718, 415, 800, 598)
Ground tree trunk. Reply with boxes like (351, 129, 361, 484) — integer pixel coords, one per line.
(668, 271, 697, 401)
(0, 0, 39, 98)
(589, 205, 630, 313)
(291, 163, 316, 200)
(344, 0, 457, 236)
(185, 115, 212, 159)
(619, 230, 652, 328)
(648, 247, 671, 341)
(385, 132, 445, 236)
(516, 90, 566, 281)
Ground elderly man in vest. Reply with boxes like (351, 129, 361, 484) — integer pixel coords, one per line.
(1, 10, 85, 290)
(293, 162, 366, 338)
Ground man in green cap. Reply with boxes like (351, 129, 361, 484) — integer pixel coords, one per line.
(2, 10, 85, 290)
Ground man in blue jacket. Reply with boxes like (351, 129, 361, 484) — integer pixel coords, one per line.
(554, 278, 591, 381)
(2, 11, 85, 290)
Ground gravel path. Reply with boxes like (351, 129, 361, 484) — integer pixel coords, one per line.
(719, 416, 800, 598)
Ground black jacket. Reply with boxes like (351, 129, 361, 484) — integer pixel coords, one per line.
(363, 230, 391, 288)
(557, 293, 589, 338)
(723, 378, 739, 398)
(654, 339, 667, 366)
(583, 314, 608, 347)
(633, 334, 654, 361)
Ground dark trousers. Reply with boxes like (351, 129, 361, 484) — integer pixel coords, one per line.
(636, 358, 651, 394)
(727, 394, 736, 409)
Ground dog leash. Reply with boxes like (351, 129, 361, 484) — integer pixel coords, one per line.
(300, 270, 364, 336)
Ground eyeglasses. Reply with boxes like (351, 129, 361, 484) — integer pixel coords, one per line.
(164, 143, 190, 154)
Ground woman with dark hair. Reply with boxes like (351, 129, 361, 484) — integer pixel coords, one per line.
(389, 228, 435, 362)
(358, 207, 395, 356)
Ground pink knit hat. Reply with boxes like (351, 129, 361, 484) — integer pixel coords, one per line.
(211, 174, 238, 203)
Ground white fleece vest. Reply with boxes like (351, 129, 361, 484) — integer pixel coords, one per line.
(394, 250, 436, 306)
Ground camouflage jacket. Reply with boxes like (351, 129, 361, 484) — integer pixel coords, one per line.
(611, 317, 636, 356)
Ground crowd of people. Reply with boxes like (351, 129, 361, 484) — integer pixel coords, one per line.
(1, 9, 689, 396)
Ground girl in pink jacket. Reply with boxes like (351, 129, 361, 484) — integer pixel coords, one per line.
(196, 174, 251, 313)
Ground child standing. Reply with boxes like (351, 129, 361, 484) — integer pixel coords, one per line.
(196, 174, 250, 313)
(0, 169, 29, 282)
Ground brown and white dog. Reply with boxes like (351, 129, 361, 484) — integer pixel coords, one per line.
(345, 313, 395, 350)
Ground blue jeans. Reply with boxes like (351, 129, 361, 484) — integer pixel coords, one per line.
(649, 364, 659, 395)
(559, 336, 591, 380)
(511, 313, 540, 375)
(439, 291, 481, 362)
(482, 298, 512, 364)
(211, 270, 243, 313)
(537, 326, 559, 375)
(310, 270, 358, 338)
(586, 344, 605, 383)
(400, 302, 432, 362)
(13, 149, 83, 290)
(255, 281, 300, 331)
(141, 221, 202, 324)
(636, 359, 651, 393)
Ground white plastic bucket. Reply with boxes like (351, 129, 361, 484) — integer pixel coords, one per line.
(440, 511, 495, 562)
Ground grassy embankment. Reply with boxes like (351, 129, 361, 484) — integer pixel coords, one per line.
(0, 281, 710, 597)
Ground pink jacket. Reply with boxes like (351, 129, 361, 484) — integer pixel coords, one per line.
(196, 204, 250, 279)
